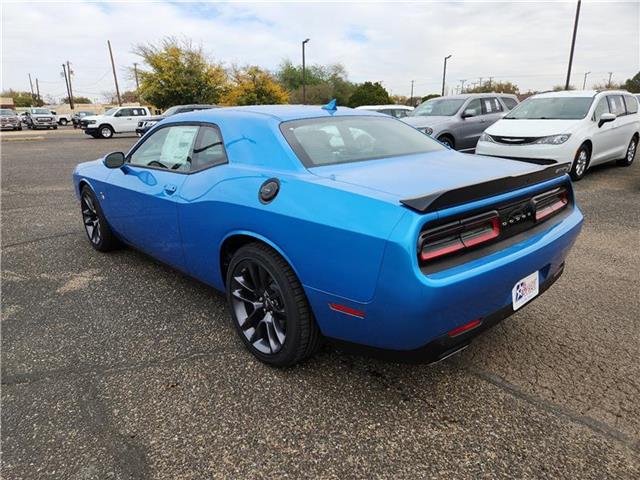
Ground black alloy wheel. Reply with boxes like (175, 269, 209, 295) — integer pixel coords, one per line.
(79, 187, 120, 252)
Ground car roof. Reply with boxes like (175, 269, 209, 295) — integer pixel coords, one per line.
(173, 104, 386, 122)
(533, 90, 631, 99)
(355, 105, 414, 110)
(432, 93, 517, 100)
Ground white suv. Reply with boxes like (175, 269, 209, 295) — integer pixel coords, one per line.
(476, 90, 639, 180)
(81, 106, 151, 139)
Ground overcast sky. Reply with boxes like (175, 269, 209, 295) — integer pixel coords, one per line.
(2, 0, 638, 103)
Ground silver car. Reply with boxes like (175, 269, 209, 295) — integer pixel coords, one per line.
(402, 93, 518, 151)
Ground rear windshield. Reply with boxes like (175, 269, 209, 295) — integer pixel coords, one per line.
(505, 97, 594, 120)
(280, 116, 446, 167)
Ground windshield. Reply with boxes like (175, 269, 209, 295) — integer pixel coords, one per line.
(31, 108, 50, 114)
(103, 108, 117, 116)
(0, 109, 14, 116)
(280, 116, 446, 167)
(411, 98, 465, 117)
(163, 106, 181, 116)
(505, 97, 594, 120)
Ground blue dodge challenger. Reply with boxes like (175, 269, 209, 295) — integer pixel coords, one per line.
(73, 104, 583, 366)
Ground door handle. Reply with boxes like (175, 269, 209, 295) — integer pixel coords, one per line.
(164, 184, 177, 195)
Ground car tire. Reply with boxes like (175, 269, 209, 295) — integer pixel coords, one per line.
(437, 134, 454, 149)
(617, 135, 638, 167)
(570, 143, 591, 181)
(80, 186, 121, 252)
(59, 119, 68, 126)
(226, 242, 321, 367)
(98, 125, 114, 139)
(53, 125, 58, 130)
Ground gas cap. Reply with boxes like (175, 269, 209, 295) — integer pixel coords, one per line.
(259, 178, 280, 204)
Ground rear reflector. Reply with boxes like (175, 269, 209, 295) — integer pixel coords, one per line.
(329, 303, 365, 319)
(448, 319, 482, 337)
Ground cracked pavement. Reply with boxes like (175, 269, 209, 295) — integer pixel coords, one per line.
(2, 129, 639, 478)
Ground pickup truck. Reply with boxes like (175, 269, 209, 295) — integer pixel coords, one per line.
(24, 108, 58, 130)
(50, 111, 73, 126)
(81, 106, 151, 139)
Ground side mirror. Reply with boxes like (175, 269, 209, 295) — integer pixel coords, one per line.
(103, 151, 125, 169)
(461, 109, 477, 119)
(598, 112, 616, 128)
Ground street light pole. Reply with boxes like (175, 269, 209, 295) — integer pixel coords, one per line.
(410, 80, 414, 106)
(583, 71, 591, 90)
(442, 55, 452, 96)
(565, 0, 581, 90)
(302, 38, 310, 104)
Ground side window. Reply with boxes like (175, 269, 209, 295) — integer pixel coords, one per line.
(607, 96, 626, 116)
(623, 95, 638, 114)
(129, 125, 199, 172)
(191, 126, 227, 170)
(465, 99, 482, 116)
(501, 97, 518, 110)
(116, 108, 133, 117)
(593, 98, 610, 121)
(482, 98, 503, 114)
(131, 108, 143, 116)
(394, 109, 409, 118)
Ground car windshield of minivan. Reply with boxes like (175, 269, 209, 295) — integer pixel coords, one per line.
(281, 116, 446, 167)
(505, 97, 594, 120)
(411, 98, 465, 117)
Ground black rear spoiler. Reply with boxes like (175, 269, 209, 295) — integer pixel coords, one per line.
(400, 162, 572, 213)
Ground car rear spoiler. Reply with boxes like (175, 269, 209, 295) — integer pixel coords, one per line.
(400, 162, 572, 213)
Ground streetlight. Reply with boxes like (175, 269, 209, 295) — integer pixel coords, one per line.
(583, 71, 591, 90)
(565, 0, 582, 90)
(302, 38, 310, 104)
(442, 55, 452, 96)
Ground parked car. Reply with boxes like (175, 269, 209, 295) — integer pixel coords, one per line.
(476, 90, 640, 181)
(72, 110, 97, 129)
(73, 105, 583, 366)
(136, 104, 217, 136)
(0, 109, 23, 130)
(24, 108, 57, 130)
(355, 105, 414, 118)
(50, 110, 73, 126)
(403, 93, 518, 151)
(81, 106, 151, 138)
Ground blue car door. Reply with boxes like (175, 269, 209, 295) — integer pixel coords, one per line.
(104, 124, 200, 270)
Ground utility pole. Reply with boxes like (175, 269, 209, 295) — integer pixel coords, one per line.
(35, 78, 41, 105)
(133, 62, 140, 90)
(62, 64, 72, 108)
(565, 0, 581, 90)
(302, 38, 310, 104)
(459, 79, 466, 94)
(441, 54, 452, 96)
(607, 72, 613, 88)
(107, 40, 122, 106)
(488, 77, 494, 90)
(28, 74, 35, 101)
(66, 61, 75, 110)
(410, 80, 414, 106)
(582, 71, 591, 89)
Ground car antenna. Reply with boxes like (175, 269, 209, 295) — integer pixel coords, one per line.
(322, 99, 337, 111)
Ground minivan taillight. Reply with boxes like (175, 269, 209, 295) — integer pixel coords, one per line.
(419, 211, 500, 262)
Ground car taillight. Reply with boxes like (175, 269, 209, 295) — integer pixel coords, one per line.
(533, 188, 569, 222)
(419, 211, 500, 262)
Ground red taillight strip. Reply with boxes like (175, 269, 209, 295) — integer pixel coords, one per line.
(448, 319, 482, 337)
(535, 196, 568, 221)
(460, 217, 501, 248)
(329, 303, 366, 319)
(420, 239, 465, 261)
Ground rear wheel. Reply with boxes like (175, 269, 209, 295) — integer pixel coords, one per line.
(59, 118, 68, 126)
(570, 143, 591, 181)
(226, 243, 321, 367)
(80, 186, 121, 252)
(617, 135, 637, 167)
(437, 134, 454, 149)
(99, 125, 114, 139)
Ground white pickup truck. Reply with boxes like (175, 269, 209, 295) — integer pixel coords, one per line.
(50, 111, 73, 126)
(80, 106, 151, 139)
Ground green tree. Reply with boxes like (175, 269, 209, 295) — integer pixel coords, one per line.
(62, 96, 92, 104)
(421, 94, 441, 103)
(276, 61, 355, 105)
(133, 37, 228, 110)
(222, 66, 288, 105)
(624, 72, 640, 93)
(465, 80, 519, 95)
(347, 81, 390, 107)
(1, 90, 39, 107)
(553, 84, 576, 91)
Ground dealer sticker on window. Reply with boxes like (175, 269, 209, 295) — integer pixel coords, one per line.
(512, 271, 539, 311)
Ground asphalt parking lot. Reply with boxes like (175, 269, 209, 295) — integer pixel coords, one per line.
(2, 128, 639, 479)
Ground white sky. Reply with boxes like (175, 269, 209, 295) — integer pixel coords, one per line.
(2, 0, 639, 103)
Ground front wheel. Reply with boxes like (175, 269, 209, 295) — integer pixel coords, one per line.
(617, 136, 637, 167)
(59, 118, 68, 126)
(437, 135, 454, 149)
(80, 187, 121, 252)
(570, 144, 591, 181)
(226, 243, 321, 367)
(98, 125, 114, 139)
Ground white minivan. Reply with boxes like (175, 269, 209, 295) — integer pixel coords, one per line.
(476, 90, 639, 180)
